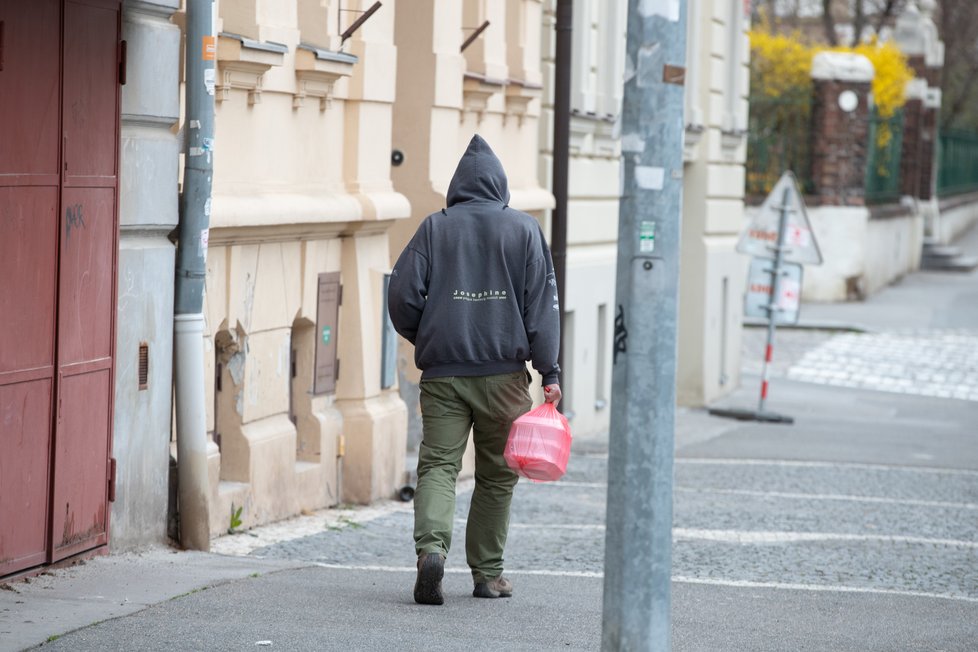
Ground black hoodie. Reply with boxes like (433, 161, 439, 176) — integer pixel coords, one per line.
(388, 135, 561, 386)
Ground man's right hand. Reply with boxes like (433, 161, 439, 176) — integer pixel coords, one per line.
(543, 384, 562, 405)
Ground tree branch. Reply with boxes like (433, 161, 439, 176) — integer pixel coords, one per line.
(853, 0, 867, 45)
(822, 0, 838, 45)
(873, 0, 900, 34)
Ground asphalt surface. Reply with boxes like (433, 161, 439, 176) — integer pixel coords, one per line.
(4, 226, 977, 651)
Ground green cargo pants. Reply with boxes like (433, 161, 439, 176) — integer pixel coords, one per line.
(414, 370, 532, 583)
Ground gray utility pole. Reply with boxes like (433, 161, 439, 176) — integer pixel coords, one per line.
(174, 0, 215, 551)
(602, 1, 687, 650)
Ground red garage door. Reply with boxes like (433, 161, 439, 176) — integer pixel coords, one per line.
(0, 0, 121, 577)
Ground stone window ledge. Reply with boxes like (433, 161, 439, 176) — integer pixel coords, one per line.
(570, 114, 618, 158)
(505, 78, 542, 124)
(294, 45, 359, 110)
(463, 72, 506, 119)
(217, 33, 288, 105)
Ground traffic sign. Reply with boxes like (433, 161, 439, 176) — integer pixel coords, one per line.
(737, 172, 823, 265)
(744, 257, 803, 325)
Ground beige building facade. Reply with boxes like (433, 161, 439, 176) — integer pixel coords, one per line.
(537, 0, 623, 437)
(539, 0, 752, 438)
(390, 0, 555, 453)
(190, 0, 410, 535)
(677, 0, 752, 406)
(171, 0, 749, 536)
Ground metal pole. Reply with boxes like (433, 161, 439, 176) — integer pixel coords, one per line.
(551, 0, 571, 385)
(757, 186, 791, 415)
(174, 0, 215, 551)
(602, 1, 686, 650)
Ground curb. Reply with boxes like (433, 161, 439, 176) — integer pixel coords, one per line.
(742, 318, 872, 333)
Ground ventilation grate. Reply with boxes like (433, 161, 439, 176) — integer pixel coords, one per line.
(138, 342, 149, 390)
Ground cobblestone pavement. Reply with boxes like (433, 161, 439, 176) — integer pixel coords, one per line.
(231, 451, 978, 605)
(786, 330, 978, 402)
(741, 327, 837, 376)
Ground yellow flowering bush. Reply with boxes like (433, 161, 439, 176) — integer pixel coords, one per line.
(749, 30, 814, 99)
(750, 28, 914, 113)
(749, 28, 915, 180)
(851, 40, 915, 120)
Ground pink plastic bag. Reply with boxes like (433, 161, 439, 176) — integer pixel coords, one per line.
(503, 403, 572, 482)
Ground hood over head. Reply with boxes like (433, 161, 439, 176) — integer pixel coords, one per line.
(446, 134, 511, 207)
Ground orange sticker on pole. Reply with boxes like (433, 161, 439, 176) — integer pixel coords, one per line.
(202, 35, 216, 61)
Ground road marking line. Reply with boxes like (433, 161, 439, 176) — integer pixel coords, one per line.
(676, 487, 978, 510)
(521, 481, 607, 488)
(526, 483, 978, 510)
(511, 523, 605, 530)
(672, 528, 978, 549)
(671, 577, 978, 604)
(677, 458, 978, 477)
(312, 562, 603, 578)
(457, 522, 978, 548)
(309, 564, 978, 604)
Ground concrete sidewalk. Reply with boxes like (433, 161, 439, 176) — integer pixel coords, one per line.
(798, 218, 978, 331)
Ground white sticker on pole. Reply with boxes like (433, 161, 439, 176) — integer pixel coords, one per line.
(779, 276, 801, 313)
(786, 224, 811, 249)
(635, 166, 665, 190)
(200, 227, 210, 258)
(204, 68, 216, 96)
(622, 133, 646, 154)
(640, 221, 656, 253)
(639, 0, 680, 21)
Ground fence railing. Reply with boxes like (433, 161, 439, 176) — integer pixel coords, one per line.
(746, 94, 814, 199)
(865, 110, 905, 204)
(938, 130, 978, 197)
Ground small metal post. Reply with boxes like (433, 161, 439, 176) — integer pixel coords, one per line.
(602, 1, 687, 649)
(757, 186, 791, 415)
(551, 0, 572, 393)
(339, 1, 382, 45)
(460, 20, 491, 53)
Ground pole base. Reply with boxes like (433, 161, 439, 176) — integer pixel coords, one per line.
(708, 407, 795, 424)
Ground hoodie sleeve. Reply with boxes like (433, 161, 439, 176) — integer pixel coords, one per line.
(388, 222, 431, 346)
(523, 231, 561, 386)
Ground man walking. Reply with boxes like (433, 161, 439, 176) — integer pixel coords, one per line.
(388, 134, 562, 606)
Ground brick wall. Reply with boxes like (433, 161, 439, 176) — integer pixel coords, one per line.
(810, 78, 871, 206)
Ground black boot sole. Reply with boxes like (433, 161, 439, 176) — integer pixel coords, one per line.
(414, 554, 445, 605)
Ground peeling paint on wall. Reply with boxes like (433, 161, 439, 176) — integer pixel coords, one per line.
(228, 352, 245, 386)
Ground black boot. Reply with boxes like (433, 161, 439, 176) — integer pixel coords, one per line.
(414, 553, 446, 605)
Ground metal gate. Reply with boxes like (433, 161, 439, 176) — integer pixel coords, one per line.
(0, 0, 121, 576)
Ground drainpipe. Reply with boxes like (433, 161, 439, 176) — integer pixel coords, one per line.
(174, 0, 215, 551)
(551, 0, 572, 390)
